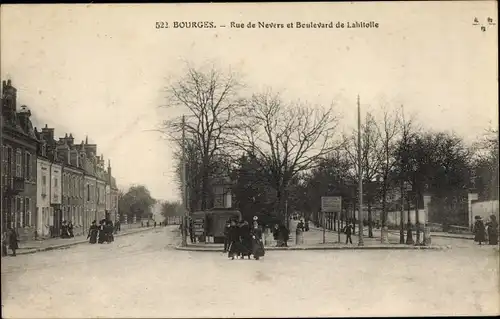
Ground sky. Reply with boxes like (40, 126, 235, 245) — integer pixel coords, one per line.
(1, 2, 498, 202)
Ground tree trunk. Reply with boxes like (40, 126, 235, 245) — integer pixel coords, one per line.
(406, 192, 414, 244)
(368, 201, 373, 238)
(381, 179, 388, 227)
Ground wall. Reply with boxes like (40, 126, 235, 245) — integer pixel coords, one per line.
(50, 164, 62, 205)
(36, 158, 51, 237)
(472, 200, 499, 221)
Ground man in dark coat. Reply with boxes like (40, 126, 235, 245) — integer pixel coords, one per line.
(7, 227, 19, 256)
(344, 222, 354, 244)
(278, 223, 290, 247)
(227, 220, 242, 259)
(189, 219, 195, 243)
(87, 220, 99, 244)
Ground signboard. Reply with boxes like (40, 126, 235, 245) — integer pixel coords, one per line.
(321, 196, 342, 213)
(193, 218, 204, 236)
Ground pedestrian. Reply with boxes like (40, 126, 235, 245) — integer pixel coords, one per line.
(278, 223, 290, 247)
(251, 220, 265, 260)
(239, 220, 252, 259)
(344, 222, 354, 244)
(7, 226, 19, 256)
(107, 220, 115, 243)
(227, 220, 241, 260)
(486, 215, 498, 245)
(272, 224, 280, 247)
(474, 216, 486, 245)
(68, 221, 74, 238)
(1, 230, 8, 257)
(154, 221, 157, 228)
(223, 221, 231, 252)
(189, 219, 195, 243)
(87, 220, 99, 244)
(98, 220, 106, 244)
(61, 220, 69, 238)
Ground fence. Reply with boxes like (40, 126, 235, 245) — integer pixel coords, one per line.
(165, 216, 182, 225)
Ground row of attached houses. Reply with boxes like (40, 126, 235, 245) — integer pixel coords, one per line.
(1, 79, 119, 240)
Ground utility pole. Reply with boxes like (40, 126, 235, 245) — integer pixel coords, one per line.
(181, 115, 188, 247)
(357, 95, 364, 246)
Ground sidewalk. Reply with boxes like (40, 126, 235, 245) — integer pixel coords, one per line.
(9, 224, 158, 256)
(176, 226, 446, 252)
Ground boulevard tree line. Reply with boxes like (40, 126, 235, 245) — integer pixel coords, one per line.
(158, 64, 499, 234)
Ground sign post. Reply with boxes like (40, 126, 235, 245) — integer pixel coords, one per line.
(321, 196, 342, 244)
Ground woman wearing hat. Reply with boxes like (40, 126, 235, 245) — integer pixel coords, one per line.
(473, 215, 486, 245)
(87, 220, 99, 244)
(486, 215, 498, 245)
(251, 219, 265, 260)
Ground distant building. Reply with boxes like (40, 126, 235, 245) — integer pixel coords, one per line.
(1, 80, 39, 240)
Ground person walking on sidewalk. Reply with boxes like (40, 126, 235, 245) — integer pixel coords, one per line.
(88, 220, 99, 244)
(6, 226, 19, 256)
(344, 222, 354, 244)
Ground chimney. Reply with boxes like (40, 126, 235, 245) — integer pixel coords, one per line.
(41, 124, 55, 142)
(17, 105, 31, 133)
(2, 79, 17, 113)
(68, 133, 74, 146)
(108, 159, 112, 183)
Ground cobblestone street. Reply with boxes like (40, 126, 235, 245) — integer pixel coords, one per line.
(1, 226, 498, 318)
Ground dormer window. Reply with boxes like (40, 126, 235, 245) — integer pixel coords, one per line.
(41, 144, 47, 157)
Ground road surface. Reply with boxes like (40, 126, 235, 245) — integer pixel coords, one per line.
(1, 226, 498, 318)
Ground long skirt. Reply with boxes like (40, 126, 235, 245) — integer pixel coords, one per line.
(240, 237, 252, 256)
(252, 238, 265, 258)
(228, 240, 242, 257)
(89, 231, 98, 244)
(98, 230, 106, 244)
(488, 229, 498, 245)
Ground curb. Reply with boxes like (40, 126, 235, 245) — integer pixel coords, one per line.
(175, 244, 448, 252)
(310, 227, 473, 241)
(15, 227, 157, 256)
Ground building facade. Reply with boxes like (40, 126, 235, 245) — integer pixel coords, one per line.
(1, 80, 39, 240)
(2, 79, 121, 238)
(36, 156, 51, 238)
(57, 134, 85, 236)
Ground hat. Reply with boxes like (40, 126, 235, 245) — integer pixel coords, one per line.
(253, 216, 258, 221)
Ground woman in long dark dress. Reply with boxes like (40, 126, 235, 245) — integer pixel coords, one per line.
(98, 220, 106, 244)
(251, 220, 265, 260)
(239, 220, 252, 259)
(486, 215, 498, 245)
(228, 220, 241, 260)
(7, 227, 19, 256)
(474, 216, 486, 245)
(87, 220, 99, 244)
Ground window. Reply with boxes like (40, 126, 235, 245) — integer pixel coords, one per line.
(87, 184, 90, 201)
(41, 144, 47, 157)
(25, 152, 32, 180)
(15, 149, 22, 177)
(54, 177, 58, 187)
(24, 198, 31, 227)
(42, 175, 47, 195)
(16, 197, 23, 228)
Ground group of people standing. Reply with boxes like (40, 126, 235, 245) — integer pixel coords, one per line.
(474, 214, 498, 245)
(60, 220, 74, 239)
(224, 218, 265, 260)
(87, 219, 115, 244)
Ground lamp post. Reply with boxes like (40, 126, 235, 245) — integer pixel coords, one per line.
(357, 95, 364, 246)
(180, 115, 188, 247)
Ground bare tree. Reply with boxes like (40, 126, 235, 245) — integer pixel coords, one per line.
(342, 112, 382, 237)
(233, 90, 341, 222)
(160, 65, 244, 210)
(374, 107, 400, 231)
